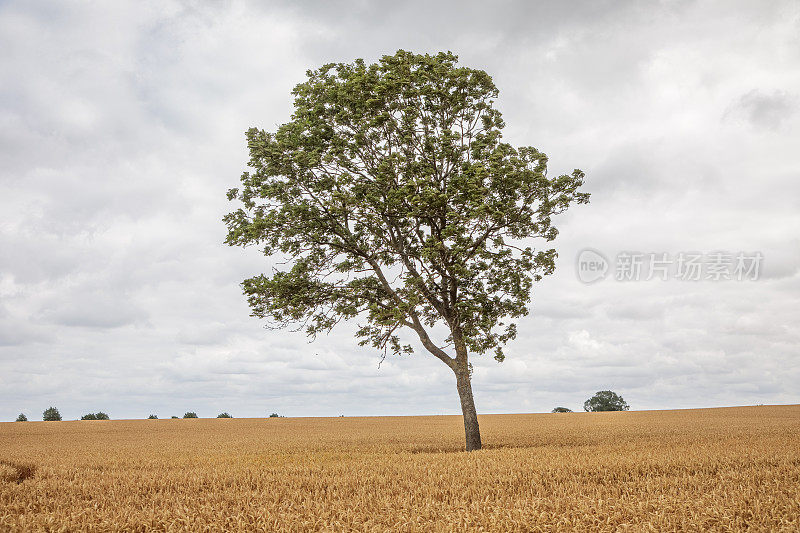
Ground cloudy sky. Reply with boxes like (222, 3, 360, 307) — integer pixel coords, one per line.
(1, 0, 798, 421)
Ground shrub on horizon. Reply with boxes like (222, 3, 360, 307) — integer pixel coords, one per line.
(43, 407, 61, 421)
(16, 413, 27, 422)
(584, 391, 630, 412)
(217, 412, 232, 418)
(183, 412, 198, 419)
(81, 412, 110, 420)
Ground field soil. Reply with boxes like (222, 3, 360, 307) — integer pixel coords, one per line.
(2, 405, 799, 531)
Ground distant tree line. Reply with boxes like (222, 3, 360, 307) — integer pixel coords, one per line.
(14, 394, 631, 422)
(12, 408, 284, 421)
(15, 397, 633, 422)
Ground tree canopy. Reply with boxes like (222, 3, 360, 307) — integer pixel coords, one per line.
(81, 412, 109, 420)
(584, 391, 630, 412)
(43, 407, 61, 421)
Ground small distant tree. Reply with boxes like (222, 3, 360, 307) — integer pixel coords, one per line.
(171, 416, 179, 419)
(183, 412, 198, 419)
(43, 407, 61, 421)
(148, 414, 158, 419)
(217, 412, 233, 418)
(16, 413, 27, 422)
(269, 413, 280, 418)
(552, 407, 573, 413)
(584, 390, 629, 412)
(81, 412, 109, 420)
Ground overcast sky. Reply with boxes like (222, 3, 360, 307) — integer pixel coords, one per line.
(1, 0, 798, 421)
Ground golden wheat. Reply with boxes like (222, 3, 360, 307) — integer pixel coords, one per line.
(1, 405, 799, 531)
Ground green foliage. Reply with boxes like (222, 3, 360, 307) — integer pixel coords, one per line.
(552, 407, 573, 413)
(171, 416, 179, 419)
(148, 414, 158, 419)
(43, 407, 61, 421)
(269, 413, 280, 418)
(81, 412, 110, 420)
(224, 49, 588, 368)
(16, 413, 27, 422)
(584, 391, 630, 412)
(217, 412, 233, 418)
(183, 412, 198, 419)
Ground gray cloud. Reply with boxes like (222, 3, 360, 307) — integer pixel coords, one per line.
(725, 89, 795, 130)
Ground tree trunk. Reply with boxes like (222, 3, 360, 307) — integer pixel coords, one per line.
(455, 369, 482, 451)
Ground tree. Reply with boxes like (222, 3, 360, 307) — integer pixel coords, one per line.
(268, 413, 280, 418)
(171, 416, 179, 419)
(148, 414, 158, 419)
(81, 412, 109, 420)
(217, 412, 233, 418)
(584, 391, 629, 412)
(43, 407, 61, 421)
(552, 407, 572, 413)
(224, 50, 589, 451)
(183, 412, 198, 418)
(16, 413, 27, 422)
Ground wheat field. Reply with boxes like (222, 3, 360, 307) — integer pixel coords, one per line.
(1, 405, 799, 531)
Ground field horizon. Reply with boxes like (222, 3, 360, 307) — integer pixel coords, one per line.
(3, 404, 799, 530)
(8, 402, 797, 423)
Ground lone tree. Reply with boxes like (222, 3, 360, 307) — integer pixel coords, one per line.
(183, 412, 198, 419)
(42, 407, 61, 421)
(225, 50, 589, 451)
(552, 407, 573, 413)
(584, 390, 629, 412)
(16, 413, 27, 422)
